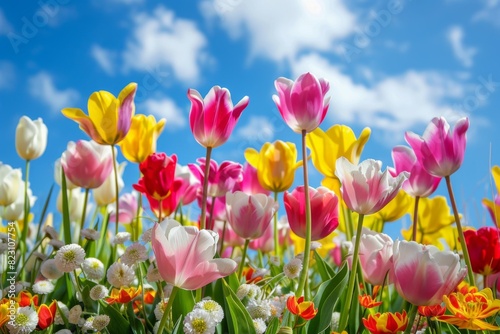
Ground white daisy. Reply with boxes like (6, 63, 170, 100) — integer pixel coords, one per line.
(81, 228, 100, 241)
(236, 284, 251, 300)
(54, 244, 86, 272)
(121, 243, 148, 266)
(106, 262, 136, 287)
(80, 316, 95, 331)
(141, 227, 153, 243)
(253, 318, 267, 334)
(6, 306, 38, 334)
(81, 257, 105, 282)
(40, 259, 64, 280)
(90, 285, 109, 301)
(194, 299, 224, 323)
(154, 298, 169, 321)
(68, 304, 82, 324)
(32, 280, 55, 294)
(183, 309, 216, 334)
(111, 232, 131, 245)
(93, 314, 110, 331)
(55, 330, 72, 334)
(283, 257, 303, 279)
(246, 299, 271, 321)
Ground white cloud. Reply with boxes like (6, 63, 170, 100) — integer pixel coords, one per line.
(446, 25, 477, 68)
(123, 6, 208, 84)
(28, 72, 79, 113)
(473, 0, 500, 27)
(200, 0, 356, 61)
(141, 97, 186, 129)
(0, 61, 15, 89)
(236, 116, 275, 143)
(289, 53, 468, 141)
(0, 8, 12, 35)
(91, 45, 117, 75)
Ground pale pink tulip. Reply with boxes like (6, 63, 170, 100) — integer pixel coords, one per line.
(284, 186, 339, 241)
(335, 157, 408, 215)
(405, 117, 469, 177)
(392, 240, 466, 306)
(61, 140, 113, 189)
(390, 146, 441, 198)
(249, 222, 275, 253)
(273, 72, 330, 133)
(226, 191, 278, 240)
(189, 158, 243, 197)
(109, 193, 138, 224)
(152, 219, 237, 290)
(188, 86, 249, 148)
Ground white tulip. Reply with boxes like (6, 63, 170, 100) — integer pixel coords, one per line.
(15, 116, 48, 161)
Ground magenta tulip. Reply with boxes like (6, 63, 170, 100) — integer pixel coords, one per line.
(405, 117, 469, 177)
(284, 186, 339, 241)
(152, 219, 237, 290)
(226, 191, 278, 240)
(189, 158, 243, 198)
(273, 72, 330, 133)
(234, 163, 271, 196)
(60, 140, 113, 189)
(335, 157, 408, 215)
(188, 86, 249, 148)
(392, 240, 466, 306)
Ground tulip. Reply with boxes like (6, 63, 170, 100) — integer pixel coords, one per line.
(350, 228, 393, 286)
(390, 146, 441, 198)
(418, 304, 446, 317)
(37, 301, 57, 330)
(234, 163, 270, 196)
(335, 157, 408, 215)
(405, 117, 469, 178)
(133, 153, 178, 201)
(60, 140, 113, 189)
(284, 186, 339, 241)
(392, 240, 466, 306)
(273, 72, 330, 133)
(175, 164, 200, 206)
(109, 193, 138, 224)
(307, 124, 371, 190)
(145, 180, 183, 220)
(244, 141, 302, 193)
(464, 227, 500, 275)
(15, 116, 48, 161)
(152, 218, 238, 290)
(187, 85, 249, 149)
(118, 114, 166, 164)
(286, 296, 318, 320)
(199, 196, 227, 225)
(249, 221, 274, 253)
(61, 83, 137, 145)
(0, 162, 22, 207)
(1, 180, 36, 222)
(362, 311, 408, 334)
(226, 191, 278, 240)
(54, 158, 77, 190)
(483, 165, 500, 226)
(188, 158, 243, 198)
(93, 162, 126, 207)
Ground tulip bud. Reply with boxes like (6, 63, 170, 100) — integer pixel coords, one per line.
(15, 116, 48, 160)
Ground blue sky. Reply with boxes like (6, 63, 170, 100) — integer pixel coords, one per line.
(1, 0, 499, 234)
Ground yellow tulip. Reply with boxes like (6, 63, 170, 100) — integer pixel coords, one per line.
(61, 83, 137, 145)
(119, 114, 166, 163)
(244, 140, 302, 193)
(372, 190, 412, 223)
(290, 230, 336, 258)
(483, 165, 500, 226)
(306, 125, 371, 189)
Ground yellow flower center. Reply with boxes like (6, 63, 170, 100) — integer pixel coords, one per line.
(192, 318, 207, 332)
(63, 251, 76, 262)
(16, 313, 29, 326)
(203, 300, 217, 312)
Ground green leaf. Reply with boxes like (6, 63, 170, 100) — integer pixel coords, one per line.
(60, 169, 72, 244)
(171, 315, 183, 334)
(222, 278, 256, 334)
(100, 300, 133, 334)
(444, 322, 462, 334)
(172, 288, 195, 324)
(314, 250, 335, 281)
(307, 263, 349, 334)
(127, 302, 146, 334)
(264, 317, 280, 334)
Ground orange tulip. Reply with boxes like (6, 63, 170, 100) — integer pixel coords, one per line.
(286, 296, 317, 320)
(362, 311, 408, 334)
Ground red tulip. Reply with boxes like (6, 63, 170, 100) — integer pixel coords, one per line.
(133, 153, 177, 201)
(464, 227, 500, 275)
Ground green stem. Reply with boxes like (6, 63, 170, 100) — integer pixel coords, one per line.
(403, 303, 418, 334)
(295, 130, 312, 297)
(238, 239, 251, 281)
(273, 191, 280, 262)
(338, 213, 365, 331)
(79, 188, 90, 240)
(411, 196, 420, 242)
(20, 159, 31, 274)
(199, 147, 213, 230)
(157, 286, 179, 334)
(445, 175, 475, 286)
(111, 146, 120, 236)
(219, 220, 227, 256)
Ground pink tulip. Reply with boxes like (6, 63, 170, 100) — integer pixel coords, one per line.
(61, 140, 113, 189)
(350, 228, 394, 286)
(188, 86, 249, 148)
(234, 163, 270, 196)
(198, 196, 227, 230)
(273, 72, 330, 133)
(390, 146, 441, 198)
(335, 157, 408, 215)
(226, 191, 278, 240)
(189, 158, 243, 197)
(249, 221, 275, 253)
(175, 165, 200, 206)
(405, 117, 469, 177)
(284, 186, 339, 241)
(109, 193, 138, 224)
(213, 220, 245, 249)
(392, 240, 466, 306)
(152, 218, 237, 290)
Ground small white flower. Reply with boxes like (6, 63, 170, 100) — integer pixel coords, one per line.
(269, 296, 286, 318)
(54, 302, 69, 325)
(236, 284, 251, 300)
(106, 262, 136, 287)
(55, 330, 73, 334)
(32, 280, 55, 294)
(146, 264, 162, 283)
(68, 304, 82, 324)
(121, 243, 148, 266)
(283, 257, 303, 279)
(141, 227, 153, 243)
(253, 318, 267, 334)
(246, 299, 271, 321)
(154, 298, 169, 321)
(6, 306, 38, 334)
(153, 321, 160, 334)
(93, 314, 110, 331)
(269, 256, 280, 266)
(183, 309, 216, 334)
(54, 243, 86, 272)
(81, 316, 95, 331)
(82, 257, 105, 282)
(310, 241, 322, 251)
(81, 228, 100, 241)
(195, 299, 224, 323)
(111, 232, 131, 245)
(40, 259, 64, 280)
(90, 285, 109, 300)
(331, 311, 341, 332)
